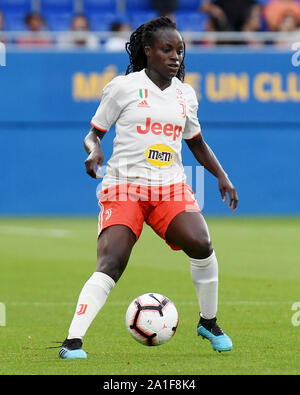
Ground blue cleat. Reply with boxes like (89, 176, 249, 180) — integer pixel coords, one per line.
(197, 316, 232, 352)
(58, 338, 87, 359)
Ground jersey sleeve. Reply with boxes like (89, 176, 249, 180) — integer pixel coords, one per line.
(182, 84, 202, 140)
(91, 76, 125, 132)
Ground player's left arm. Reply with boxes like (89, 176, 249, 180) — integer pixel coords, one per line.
(185, 133, 238, 211)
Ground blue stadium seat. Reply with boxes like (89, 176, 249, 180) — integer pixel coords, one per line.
(178, 0, 200, 11)
(0, 0, 32, 31)
(83, 0, 118, 13)
(129, 11, 157, 29)
(40, 0, 74, 13)
(0, 0, 32, 12)
(47, 12, 73, 31)
(126, 0, 152, 12)
(87, 12, 129, 31)
(40, 1, 74, 31)
(4, 12, 28, 30)
(175, 11, 207, 31)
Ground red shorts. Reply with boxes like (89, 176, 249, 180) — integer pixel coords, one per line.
(97, 183, 201, 250)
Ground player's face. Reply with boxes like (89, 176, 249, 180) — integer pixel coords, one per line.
(144, 28, 184, 85)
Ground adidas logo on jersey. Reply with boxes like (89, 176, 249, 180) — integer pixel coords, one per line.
(138, 88, 150, 108)
(138, 100, 150, 108)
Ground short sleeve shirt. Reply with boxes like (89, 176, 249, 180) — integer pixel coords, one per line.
(91, 69, 201, 188)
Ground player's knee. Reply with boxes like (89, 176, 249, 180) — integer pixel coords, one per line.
(185, 235, 213, 260)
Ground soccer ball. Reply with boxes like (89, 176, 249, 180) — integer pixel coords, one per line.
(125, 293, 179, 346)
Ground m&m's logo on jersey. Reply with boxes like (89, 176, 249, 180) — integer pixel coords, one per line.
(145, 144, 175, 168)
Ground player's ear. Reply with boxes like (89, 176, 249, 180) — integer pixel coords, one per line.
(144, 45, 151, 57)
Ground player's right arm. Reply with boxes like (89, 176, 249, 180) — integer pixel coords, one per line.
(85, 75, 124, 178)
(84, 126, 106, 179)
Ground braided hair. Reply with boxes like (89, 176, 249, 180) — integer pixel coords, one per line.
(125, 16, 185, 82)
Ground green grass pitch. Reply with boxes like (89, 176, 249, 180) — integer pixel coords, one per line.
(0, 216, 299, 375)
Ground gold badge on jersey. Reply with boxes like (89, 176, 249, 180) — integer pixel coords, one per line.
(145, 144, 175, 167)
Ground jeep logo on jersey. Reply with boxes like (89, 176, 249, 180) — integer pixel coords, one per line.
(137, 117, 182, 141)
(145, 144, 175, 167)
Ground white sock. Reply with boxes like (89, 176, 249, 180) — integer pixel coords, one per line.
(67, 272, 115, 340)
(190, 251, 218, 320)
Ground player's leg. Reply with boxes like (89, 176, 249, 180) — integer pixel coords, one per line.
(165, 211, 232, 352)
(59, 225, 136, 359)
(165, 210, 213, 259)
(165, 211, 218, 320)
(95, 224, 137, 282)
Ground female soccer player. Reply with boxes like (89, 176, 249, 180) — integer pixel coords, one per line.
(58, 16, 238, 359)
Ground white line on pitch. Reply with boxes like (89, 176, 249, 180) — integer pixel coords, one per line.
(0, 226, 70, 238)
(5, 301, 294, 307)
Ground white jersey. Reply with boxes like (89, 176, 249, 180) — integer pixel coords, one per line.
(91, 69, 201, 188)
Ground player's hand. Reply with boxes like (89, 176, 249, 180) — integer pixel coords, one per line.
(85, 149, 104, 179)
(218, 173, 238, 211)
